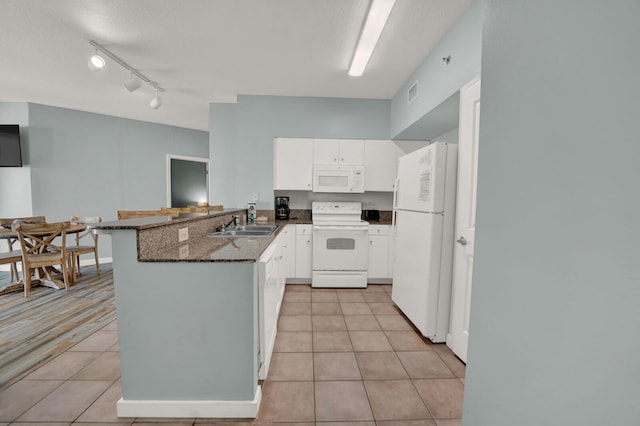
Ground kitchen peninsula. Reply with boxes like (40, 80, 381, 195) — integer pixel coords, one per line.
(92, 209, 284, 419)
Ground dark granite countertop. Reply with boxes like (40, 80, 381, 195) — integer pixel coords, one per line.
(91, 208, 245, 231)
(144, 228, 284, 262)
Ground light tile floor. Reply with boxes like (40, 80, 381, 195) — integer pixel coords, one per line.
(0, 284, 465, 425)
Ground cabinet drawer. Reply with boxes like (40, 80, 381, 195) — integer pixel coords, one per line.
(368, 225, 390, 236)
(296, 224, 313, 235)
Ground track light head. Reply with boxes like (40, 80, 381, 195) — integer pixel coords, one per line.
(150, 90, 162, 110)
(123, 72, 142, 92)
(88, 51, 105, 71)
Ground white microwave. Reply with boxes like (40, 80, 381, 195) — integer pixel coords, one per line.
(312, 165, 365, 193)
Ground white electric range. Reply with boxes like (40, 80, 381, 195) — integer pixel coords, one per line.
(311, 201, 370, 288)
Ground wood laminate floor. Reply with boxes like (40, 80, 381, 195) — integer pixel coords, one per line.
(0, 264, 116, 390)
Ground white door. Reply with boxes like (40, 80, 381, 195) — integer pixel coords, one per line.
(447, 77, 481, 363)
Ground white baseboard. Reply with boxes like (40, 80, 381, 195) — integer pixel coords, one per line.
(116, 386, 262, 418)
(0, 257, 112, 272)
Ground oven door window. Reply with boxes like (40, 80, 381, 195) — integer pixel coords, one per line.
(326, 238, 356, 250)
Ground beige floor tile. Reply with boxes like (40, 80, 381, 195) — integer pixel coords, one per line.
(337, 291, 366, 303)
(355, 352, 408, 380)
(312, 315, 347, 331)
(16, 380, 112, 422)
(24, 351, 101, 380)
(284, 291, 311, 302)
(377, 421, 436, 426)
(273, 331, 313, 352)
(278, 315, 312, 331)
(314, 381, 373, 421)
(75, 380, 132, 423)
(340, 302, 373, 315)
(286, 284, 311, 292)
(436, 350, 466, 378)
(69, 330, 119, 352)
(132, 418, 195, 423)
(312, 331, 353, 352)
(376, 315, 414, 331)
(102, 320, 118, 331)
(363, 292, 392, 303)
(280, 302, 311, 316)
(257, 381, 314, 422)
(384, 331, 433, 351)
(362, 284, 388, 292)
(314, 352, 361, 381)
(397, 352, 455, 379)
(72, 351, 121, 381)
(364, 380, 431, 421)
(349, 331, 393, 352)
(369, 302, 399, 315)
(0, 379, 63, 422)
(413, 379, 464, 419)
(311, 302, 342, 315)
(344, 315, 382, 331)
(10, 423, 70, 426)
(267, 352, 313, 381)
(318, 422, 375, 426)
(435, 419, 463, 426)
(311, 291, 338, 302)
(107, 341, 120, 352)
(196, 421, 255, 425)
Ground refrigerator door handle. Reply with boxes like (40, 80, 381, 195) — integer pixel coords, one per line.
(392, 178, 400, 209)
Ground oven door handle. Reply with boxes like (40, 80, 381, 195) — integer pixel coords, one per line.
(313, 225, 369, 232)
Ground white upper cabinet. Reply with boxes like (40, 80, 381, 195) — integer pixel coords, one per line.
(364, 140, 398, 192)
(314, 139, 364, 165)
(274, 138, 314, 190)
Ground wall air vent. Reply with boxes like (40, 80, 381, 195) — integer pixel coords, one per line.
(408, 81, 418, 104)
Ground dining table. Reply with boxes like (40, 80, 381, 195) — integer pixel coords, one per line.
(0, 223, 87, 296)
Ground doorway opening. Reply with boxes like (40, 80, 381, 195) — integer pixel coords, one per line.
(166, 155, 209, 208)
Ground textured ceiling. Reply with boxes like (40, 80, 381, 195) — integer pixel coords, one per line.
(0, 0, 473, 131)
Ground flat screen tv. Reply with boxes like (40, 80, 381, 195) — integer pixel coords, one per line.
(0, 124, 23, 167)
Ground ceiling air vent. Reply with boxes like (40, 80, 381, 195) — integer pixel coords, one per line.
(408, 81, 418, 104)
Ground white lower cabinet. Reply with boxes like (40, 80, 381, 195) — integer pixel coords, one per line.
(368, 225, 392, 280)
(258, 233, 286, 380)
(281, 225, 296, 278)
(295, 225, 313, 279)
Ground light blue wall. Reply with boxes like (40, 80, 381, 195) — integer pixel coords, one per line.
(390, 1, 481, 139)
(463, 1, 640, 425)
(22, 104, 208, 259)
(434, 127, 459, 144)
(209, 95, 390, 209)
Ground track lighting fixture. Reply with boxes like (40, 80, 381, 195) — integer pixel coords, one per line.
(88, 50, 105, 71)
(87, 40, 165, 109)
(150, 90, 162, 110)
(123, 71, 142, 92)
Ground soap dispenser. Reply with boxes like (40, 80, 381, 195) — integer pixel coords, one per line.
(247, 201, 256, 224)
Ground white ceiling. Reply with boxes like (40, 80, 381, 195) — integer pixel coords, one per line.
(0, 0, 473, 131)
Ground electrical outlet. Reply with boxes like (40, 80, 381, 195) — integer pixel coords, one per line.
(178, 227, 189, 242)
(252, 192, 259, 201)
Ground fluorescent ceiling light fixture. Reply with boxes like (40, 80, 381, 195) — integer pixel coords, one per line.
(150, 90, 162, 110)
(123, 71, 142, 92)
(88, 51, 105, 71)
(348, 0, 396, 77)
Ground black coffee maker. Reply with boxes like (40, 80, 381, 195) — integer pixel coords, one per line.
(275, 196, 290, 220)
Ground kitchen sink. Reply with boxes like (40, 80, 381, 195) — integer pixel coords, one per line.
(207, 225, 278, 237)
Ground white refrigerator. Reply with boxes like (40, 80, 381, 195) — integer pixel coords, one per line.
(391, 142, 457, 342)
